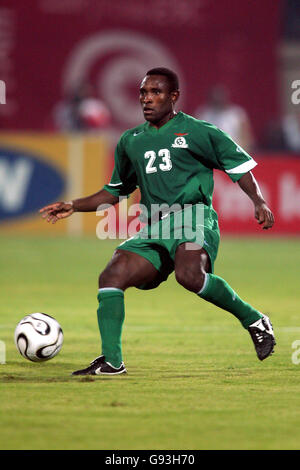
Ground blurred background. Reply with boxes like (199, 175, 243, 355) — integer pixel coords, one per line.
(0, 0, 300, 236)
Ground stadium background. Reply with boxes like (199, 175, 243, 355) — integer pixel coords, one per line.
(1, 0, 300, 451)
(1, 0, 300, 235)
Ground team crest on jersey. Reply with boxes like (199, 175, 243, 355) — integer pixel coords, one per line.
(236, 145, 245, 154)
(172, 136, 188, 148)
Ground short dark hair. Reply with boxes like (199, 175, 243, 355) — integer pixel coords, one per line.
(146, 67, 179, 92)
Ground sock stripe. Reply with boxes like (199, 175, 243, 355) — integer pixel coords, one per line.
(98, 287, 124, 294)
(197, 273, 210, 295)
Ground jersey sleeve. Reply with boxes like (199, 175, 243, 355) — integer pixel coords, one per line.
(103, 133, 138, 197)
(208, 125, 257, 182)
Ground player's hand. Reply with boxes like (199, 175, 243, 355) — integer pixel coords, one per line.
(254, 202, 274, 230)
(39, 201, 74, 224)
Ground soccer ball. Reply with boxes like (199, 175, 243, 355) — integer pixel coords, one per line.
(14, 313, 63, 362)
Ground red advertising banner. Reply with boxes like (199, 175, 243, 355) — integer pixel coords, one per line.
(213, 155, 300, 235)
(0, 0, 280, 140)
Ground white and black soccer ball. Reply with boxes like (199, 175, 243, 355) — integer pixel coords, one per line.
(14, 313, 63, 362)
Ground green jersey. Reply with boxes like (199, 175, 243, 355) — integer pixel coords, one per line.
(104, 111, 256, 217)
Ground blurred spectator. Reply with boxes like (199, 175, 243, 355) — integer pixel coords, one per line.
(259, 118, 288, 152)
(282, 113, 300, 152)
(52, 82, 111, 132)
(283, 0, 300, 41)
(195, 84, 255, 152)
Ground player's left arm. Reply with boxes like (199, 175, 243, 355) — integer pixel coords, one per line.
(238, 171, 274, 230)
(204, 123, 274, 230)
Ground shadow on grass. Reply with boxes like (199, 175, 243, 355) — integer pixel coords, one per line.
(0, 374, 73, 383)
(1, 362, 279, 384)
(0, 361, 80, 383)
(0, 374, 134, 383)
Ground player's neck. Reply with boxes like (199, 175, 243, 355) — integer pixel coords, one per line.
(149, 110, 177, 129)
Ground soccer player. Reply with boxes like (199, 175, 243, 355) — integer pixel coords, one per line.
(40, 67, 276, 376)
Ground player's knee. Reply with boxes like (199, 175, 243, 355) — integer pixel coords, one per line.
(98, 252, 129, 289)
(98, 266, 126, 289)
(175, 267, 206, 293)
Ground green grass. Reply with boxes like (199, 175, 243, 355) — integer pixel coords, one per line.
(0, 235, 300, 450)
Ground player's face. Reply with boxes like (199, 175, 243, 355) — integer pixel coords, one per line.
(139, 75, 179, 125)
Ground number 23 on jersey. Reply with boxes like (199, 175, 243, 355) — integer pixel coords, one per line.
(144, 149, 172, 174)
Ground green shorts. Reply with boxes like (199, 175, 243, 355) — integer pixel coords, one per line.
(117, 204, 220, 290)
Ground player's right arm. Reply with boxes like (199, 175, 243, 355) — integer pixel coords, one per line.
(39, 189, 119, 224)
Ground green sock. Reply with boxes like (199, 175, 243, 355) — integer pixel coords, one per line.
(197, 274, 263, 329)
(97, 288, 125, 368)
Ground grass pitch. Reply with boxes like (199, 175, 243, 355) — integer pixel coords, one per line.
(1, 235, 300, 450)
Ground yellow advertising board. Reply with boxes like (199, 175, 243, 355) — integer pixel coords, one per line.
(0, 133, 110, 235)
